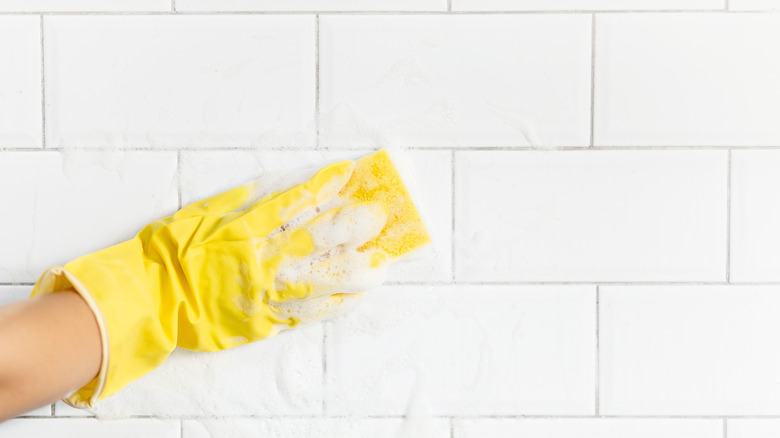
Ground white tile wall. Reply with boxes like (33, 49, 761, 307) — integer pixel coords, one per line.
(2, 3, 780, 437)
(730, 150, 780, 282)
(85, 325, 324, 417)
(601, 286, 780, 415)
(53, 402, 93, 417)
(176, 0, 447, 11)
(455, 150, 727, 282)
(183, 418, 451, 438)
(44, 16, 316, 149)
(0, 286, 33, 307)
(452, 0, 723, 11)
(595, 14, 780, 146)
(729, 0, 780, 10)
(319, 15, 592, 148)
(454, 419, 723, 438)
(0, 419, 179, 437)
(325, 285, 596, 415)
(728, 420, 780, 438)
(0, 17, 41, 148)
(0, 151, 177, 283)
(0, 0, 169, 11)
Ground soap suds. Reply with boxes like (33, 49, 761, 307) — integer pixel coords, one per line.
(77, 149, 431, 421)
(396, 371, 436, 438)
(89, 324, 324, 419)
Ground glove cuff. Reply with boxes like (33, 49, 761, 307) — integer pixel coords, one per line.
(31, 266, 110, 409)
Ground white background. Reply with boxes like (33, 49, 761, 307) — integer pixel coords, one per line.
(1, 0, 780, 437)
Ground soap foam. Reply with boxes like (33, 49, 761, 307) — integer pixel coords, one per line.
(83, 149, 430, 420)
(267, 202, 390, 322)
(270, 292, 365, 325)
(88, 324, 324, 420)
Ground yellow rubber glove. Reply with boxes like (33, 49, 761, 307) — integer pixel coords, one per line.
(31, 159, 393, 409)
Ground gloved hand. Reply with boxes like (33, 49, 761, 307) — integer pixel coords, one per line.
(31, 157, 401, 409)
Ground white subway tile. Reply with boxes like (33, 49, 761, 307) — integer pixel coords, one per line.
(453, 0, 721, 10)
(53, 402, 93, 417)
(176, 0, 446, 11)
(455, 150, 727, 282)
(455, 419, 723, 438)
(180, 149, 452, 283)
(728, 420, 780, 438)
(0, 419, 179, 437)
(0, 0, 169, 11)
(17, 406, 52, 418)
(44, 16, 315, 149)
(0, 286, 32, 307)
(88, 324, 323, 417)
(0, 151, 177, 283)
(183, 418, 450, 438)
(731, 151, 780, 282)
(319, 15, 591, 148)
(0, 17, 41, 148)
(595, 14, 780, 146)
(601, 285, 780, 415)
(729, 0, 780, 10)
(326, 285, 595, 415)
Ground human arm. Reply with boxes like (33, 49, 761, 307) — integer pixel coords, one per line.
(0, 290, 101, 422)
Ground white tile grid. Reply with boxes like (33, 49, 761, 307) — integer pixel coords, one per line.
(3, 5, 780, 438)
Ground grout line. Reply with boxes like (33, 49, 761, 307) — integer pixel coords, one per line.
(450, 150, 456, 283)
(450, 417, 455, 438)
(595, 285, 600, 416)
(177, 151, 183, 210)
(383, 280, 780, 286)
(723, 418, 727, 438)
(0, 9, 747, 15)
(39, 15, 46, 150)
(8, 280, 780, 287)
(589, 13, 596, 148)
(50, 403, 55, 416)
(171, 0, 177, 12)
(32, 414, 780, 420)
(726, 149, 731, 283)
(315, 15, 321, 150)
(322, 322, 328, 417)
(725, 0, 729, 11)
(5, 145, 780, 152)
(13, 416, 66, 419)
(448, 0, 452, 12)
(180, 419, 184, 438)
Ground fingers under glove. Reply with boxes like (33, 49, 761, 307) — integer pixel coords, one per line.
(271, 201, 389, 301)
(304, 202, 387, 255)
(275, 247, 389, 300)
(269, 292, 366, 325)
(174, 185, 252, 219)
(240, 161, 355, 236)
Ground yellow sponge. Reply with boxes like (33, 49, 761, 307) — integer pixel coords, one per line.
(340, 149, 431, 258)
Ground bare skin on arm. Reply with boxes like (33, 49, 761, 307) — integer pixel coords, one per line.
(0, 290, 101, 422)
